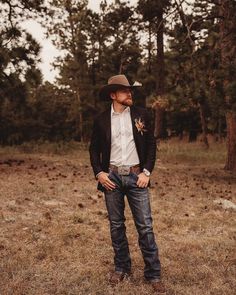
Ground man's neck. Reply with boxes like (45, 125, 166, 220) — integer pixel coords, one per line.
(112, 102, 127, 113)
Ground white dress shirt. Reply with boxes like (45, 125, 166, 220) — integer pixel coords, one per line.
(110, 104, 139, 166)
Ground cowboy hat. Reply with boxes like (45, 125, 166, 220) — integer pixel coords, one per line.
(99, 74, 142, 100)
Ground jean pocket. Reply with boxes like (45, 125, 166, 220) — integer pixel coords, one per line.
(130, 172, 139, 181)
(108, 169, 114, 180)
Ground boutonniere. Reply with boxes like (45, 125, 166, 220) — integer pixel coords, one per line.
(134, 117, 147, 135)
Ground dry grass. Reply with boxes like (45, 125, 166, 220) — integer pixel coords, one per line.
(0, 140, 235, 295)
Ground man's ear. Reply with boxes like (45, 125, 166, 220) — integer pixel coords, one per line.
(110, 92, 116, 100)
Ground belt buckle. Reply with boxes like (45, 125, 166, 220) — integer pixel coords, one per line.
(118, 166, 130, 175)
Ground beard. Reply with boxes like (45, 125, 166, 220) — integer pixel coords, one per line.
(122, 97, 133, 106)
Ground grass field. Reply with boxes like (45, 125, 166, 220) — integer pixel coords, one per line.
(0, 141, 235, 295)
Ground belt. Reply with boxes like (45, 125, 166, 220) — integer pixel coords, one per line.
(109, 164, 140, 175)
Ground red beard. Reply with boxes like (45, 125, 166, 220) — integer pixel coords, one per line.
(122, 98, 133, 106)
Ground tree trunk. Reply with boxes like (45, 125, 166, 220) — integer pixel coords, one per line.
(156, 13, 164, 96)
(119, 59, 124, 74)
(147, 22, 152, 74)
(219, 0, 236, 172)
(199, 102, 209, 148)
(75, 91, 83, 142)
(154, 104, 165, 139)
(154, 9, 166, 139)
(217, 116, 223, 141)
(188, 130, 197, 142)
(225, 112, 236, 171)
(79, 111, 83, 142)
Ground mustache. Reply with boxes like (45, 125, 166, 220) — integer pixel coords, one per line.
(122, 99, 133, 106)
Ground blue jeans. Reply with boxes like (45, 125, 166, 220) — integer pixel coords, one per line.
(104, 170, 161, 281)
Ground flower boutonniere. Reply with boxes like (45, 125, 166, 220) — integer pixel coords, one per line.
(134, 117, 147, 135)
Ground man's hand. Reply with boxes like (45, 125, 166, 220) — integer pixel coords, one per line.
(97, 172, 116, 191)
(137, 172, 150, 188)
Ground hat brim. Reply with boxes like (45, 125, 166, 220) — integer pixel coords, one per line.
(99, 84, 139, 101)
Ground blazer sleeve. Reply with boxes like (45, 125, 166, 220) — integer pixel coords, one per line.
(143, 109, 157, 173)
(89, 118, 103, 177)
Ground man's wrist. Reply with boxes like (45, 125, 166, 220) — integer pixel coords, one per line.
(143, 168, 151, 177)
(96, 171, 103, 179)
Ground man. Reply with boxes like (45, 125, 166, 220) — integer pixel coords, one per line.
(89, 74, 166, 293)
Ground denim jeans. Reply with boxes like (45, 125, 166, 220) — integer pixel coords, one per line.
(104, 170, 161, 281)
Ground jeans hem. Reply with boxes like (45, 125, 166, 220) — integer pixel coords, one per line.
(145, 277, 161, 283)
(115, 268, 131, 275)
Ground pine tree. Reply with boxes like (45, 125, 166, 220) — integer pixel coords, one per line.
(137, 0, 171, 139)
(45, 0, 92, 142)
(0, 0, 45, 144)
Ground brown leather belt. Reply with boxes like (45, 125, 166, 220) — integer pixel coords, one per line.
(109, 164, 140, 175)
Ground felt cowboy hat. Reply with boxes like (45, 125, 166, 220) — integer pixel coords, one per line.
(99, 74, 142, 100)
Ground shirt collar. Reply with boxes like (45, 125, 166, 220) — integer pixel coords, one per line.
(111, 104, 130, 116)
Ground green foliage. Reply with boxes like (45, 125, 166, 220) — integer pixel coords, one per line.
(0, 0, 46, 144)
(0, 0, 235, 144)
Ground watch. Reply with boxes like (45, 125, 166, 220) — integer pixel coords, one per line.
(143, 168, 151, 177)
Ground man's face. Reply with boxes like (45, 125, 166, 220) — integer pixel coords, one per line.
(110, 87, 133, 106)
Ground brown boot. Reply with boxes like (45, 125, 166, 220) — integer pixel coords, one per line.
(109, 271, 130, 286)
(149, 280, 166, 294)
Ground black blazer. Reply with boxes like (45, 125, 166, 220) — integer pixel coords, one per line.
(89, 105, 157, 191)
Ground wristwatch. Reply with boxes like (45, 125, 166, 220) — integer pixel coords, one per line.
(143, 168, 151, 177)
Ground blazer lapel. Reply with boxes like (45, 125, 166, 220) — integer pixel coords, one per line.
(130, 106, 140, 146)
(103, 108, 111, 147)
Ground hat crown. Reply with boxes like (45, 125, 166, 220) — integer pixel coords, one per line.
(99, 74, 141, 100)
(108, 75, 131, 87)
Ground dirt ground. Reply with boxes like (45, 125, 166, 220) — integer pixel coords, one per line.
(0, 143, 235, 295)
